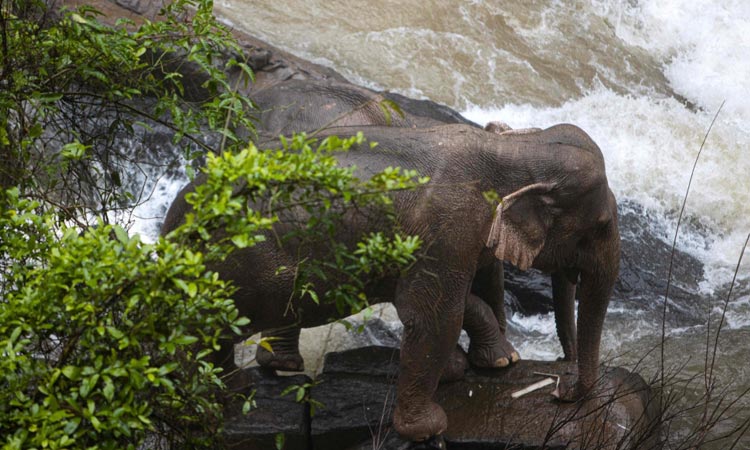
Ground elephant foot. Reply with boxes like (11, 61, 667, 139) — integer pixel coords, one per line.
(553, 368, 584, 402)
(467, 333, 520, 369)
(393, 401, 447, 442)
(440, 345, 468, 383)
(255, 345, 305, 372)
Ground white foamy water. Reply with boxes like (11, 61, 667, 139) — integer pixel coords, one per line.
(125, 170, 187, 242)
(460, 2, 750, 333)
(608, 0, 750, 126)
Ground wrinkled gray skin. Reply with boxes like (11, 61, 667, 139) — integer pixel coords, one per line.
(162, 123, 620, 441)
(249, 79, 519, 368)
(251, 78, 457, 136)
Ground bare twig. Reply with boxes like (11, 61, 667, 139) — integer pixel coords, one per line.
(660, 101, 724, 392)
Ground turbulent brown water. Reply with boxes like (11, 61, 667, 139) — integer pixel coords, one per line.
(133, 0, 750, 446)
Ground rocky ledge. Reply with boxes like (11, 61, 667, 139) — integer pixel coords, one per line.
(224, 346, 659, 450)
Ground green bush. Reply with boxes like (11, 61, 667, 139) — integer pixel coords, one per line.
(0, 188, 242, 448)
(0, 0, 254, 215)
(0, 2, 425, 447)
(0, 134, 424, 448)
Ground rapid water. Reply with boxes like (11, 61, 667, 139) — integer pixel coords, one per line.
(134, 0, 750, 445)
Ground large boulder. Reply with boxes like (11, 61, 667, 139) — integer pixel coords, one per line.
(223, 369, 312, 450)
(225, 346, 660, 449)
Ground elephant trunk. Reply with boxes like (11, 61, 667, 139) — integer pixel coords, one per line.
(575, 219, 620, 395)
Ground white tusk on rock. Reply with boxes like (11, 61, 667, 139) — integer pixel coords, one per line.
(511, 377, 556, 399)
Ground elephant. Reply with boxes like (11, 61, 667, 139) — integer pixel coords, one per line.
(248, 78, 518, 367)
(250, 78, 471, 137)
(161, 122, 620, 441)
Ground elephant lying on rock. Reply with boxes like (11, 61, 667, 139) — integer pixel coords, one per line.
(162, 122, 620, 441)
(250, 78, 473, 137)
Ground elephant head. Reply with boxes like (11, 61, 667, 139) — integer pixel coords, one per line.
(486, 124, 620, 397)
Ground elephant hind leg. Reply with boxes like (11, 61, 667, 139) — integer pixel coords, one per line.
(255, 327, 304, 372)
(464, 293, 519, 368)
(440, 345, 469, 382)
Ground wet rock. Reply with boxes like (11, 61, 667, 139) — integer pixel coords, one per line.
(437, 363, 659, 449)
(310, 347, 401, 449)
(113, 0, 165, 17)
(322, 343, 401, 378)
(615, 201, 705, 325)
(223, 368, 311, 450)
(503, 265, 555, 316)
(313, 347, 659, 450)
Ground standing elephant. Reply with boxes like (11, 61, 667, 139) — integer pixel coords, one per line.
(162, 122, 620, 441)
(249, 79, 518, 368)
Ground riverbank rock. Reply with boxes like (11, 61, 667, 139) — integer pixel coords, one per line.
(224, 346, 659, 450)
(223, 369, 312, 450)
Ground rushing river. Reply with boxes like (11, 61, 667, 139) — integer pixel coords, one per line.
(129, 0, 750, 446)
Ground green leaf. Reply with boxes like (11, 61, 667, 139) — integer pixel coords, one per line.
(63, 418, 81, 435)
(275, 433, 286, 450)
(174, 335, 198, 345)
(258, 340, 274, 353)
(62, 366, 82, 381)
(103, 379, 115, 402)
(106, 326, 125, 340)
(113, 225, 129, 244)
(70, 12, 88, 24)
(231, 234, 250, 248)
(60, 141, 89, 160)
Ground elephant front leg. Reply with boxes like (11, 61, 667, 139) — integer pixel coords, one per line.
(392, 271, 468, 441)
(552, 270, 577, 361)
(463, 293, 519, 368)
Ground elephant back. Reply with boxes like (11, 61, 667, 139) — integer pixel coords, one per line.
(250, 79, 414, 135)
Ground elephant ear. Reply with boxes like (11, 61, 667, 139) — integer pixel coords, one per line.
(486, 182, 555, 271)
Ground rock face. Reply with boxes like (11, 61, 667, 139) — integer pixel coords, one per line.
(223, 369, 312, 450)
(225, 346, 660, 450)
(614, 202, 705, 324)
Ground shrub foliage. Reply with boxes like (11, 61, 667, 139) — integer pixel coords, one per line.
(0, 1, 424, 448)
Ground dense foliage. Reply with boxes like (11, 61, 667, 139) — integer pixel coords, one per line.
(0, 1, 424, 447)
(0, 0, 254, 218)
